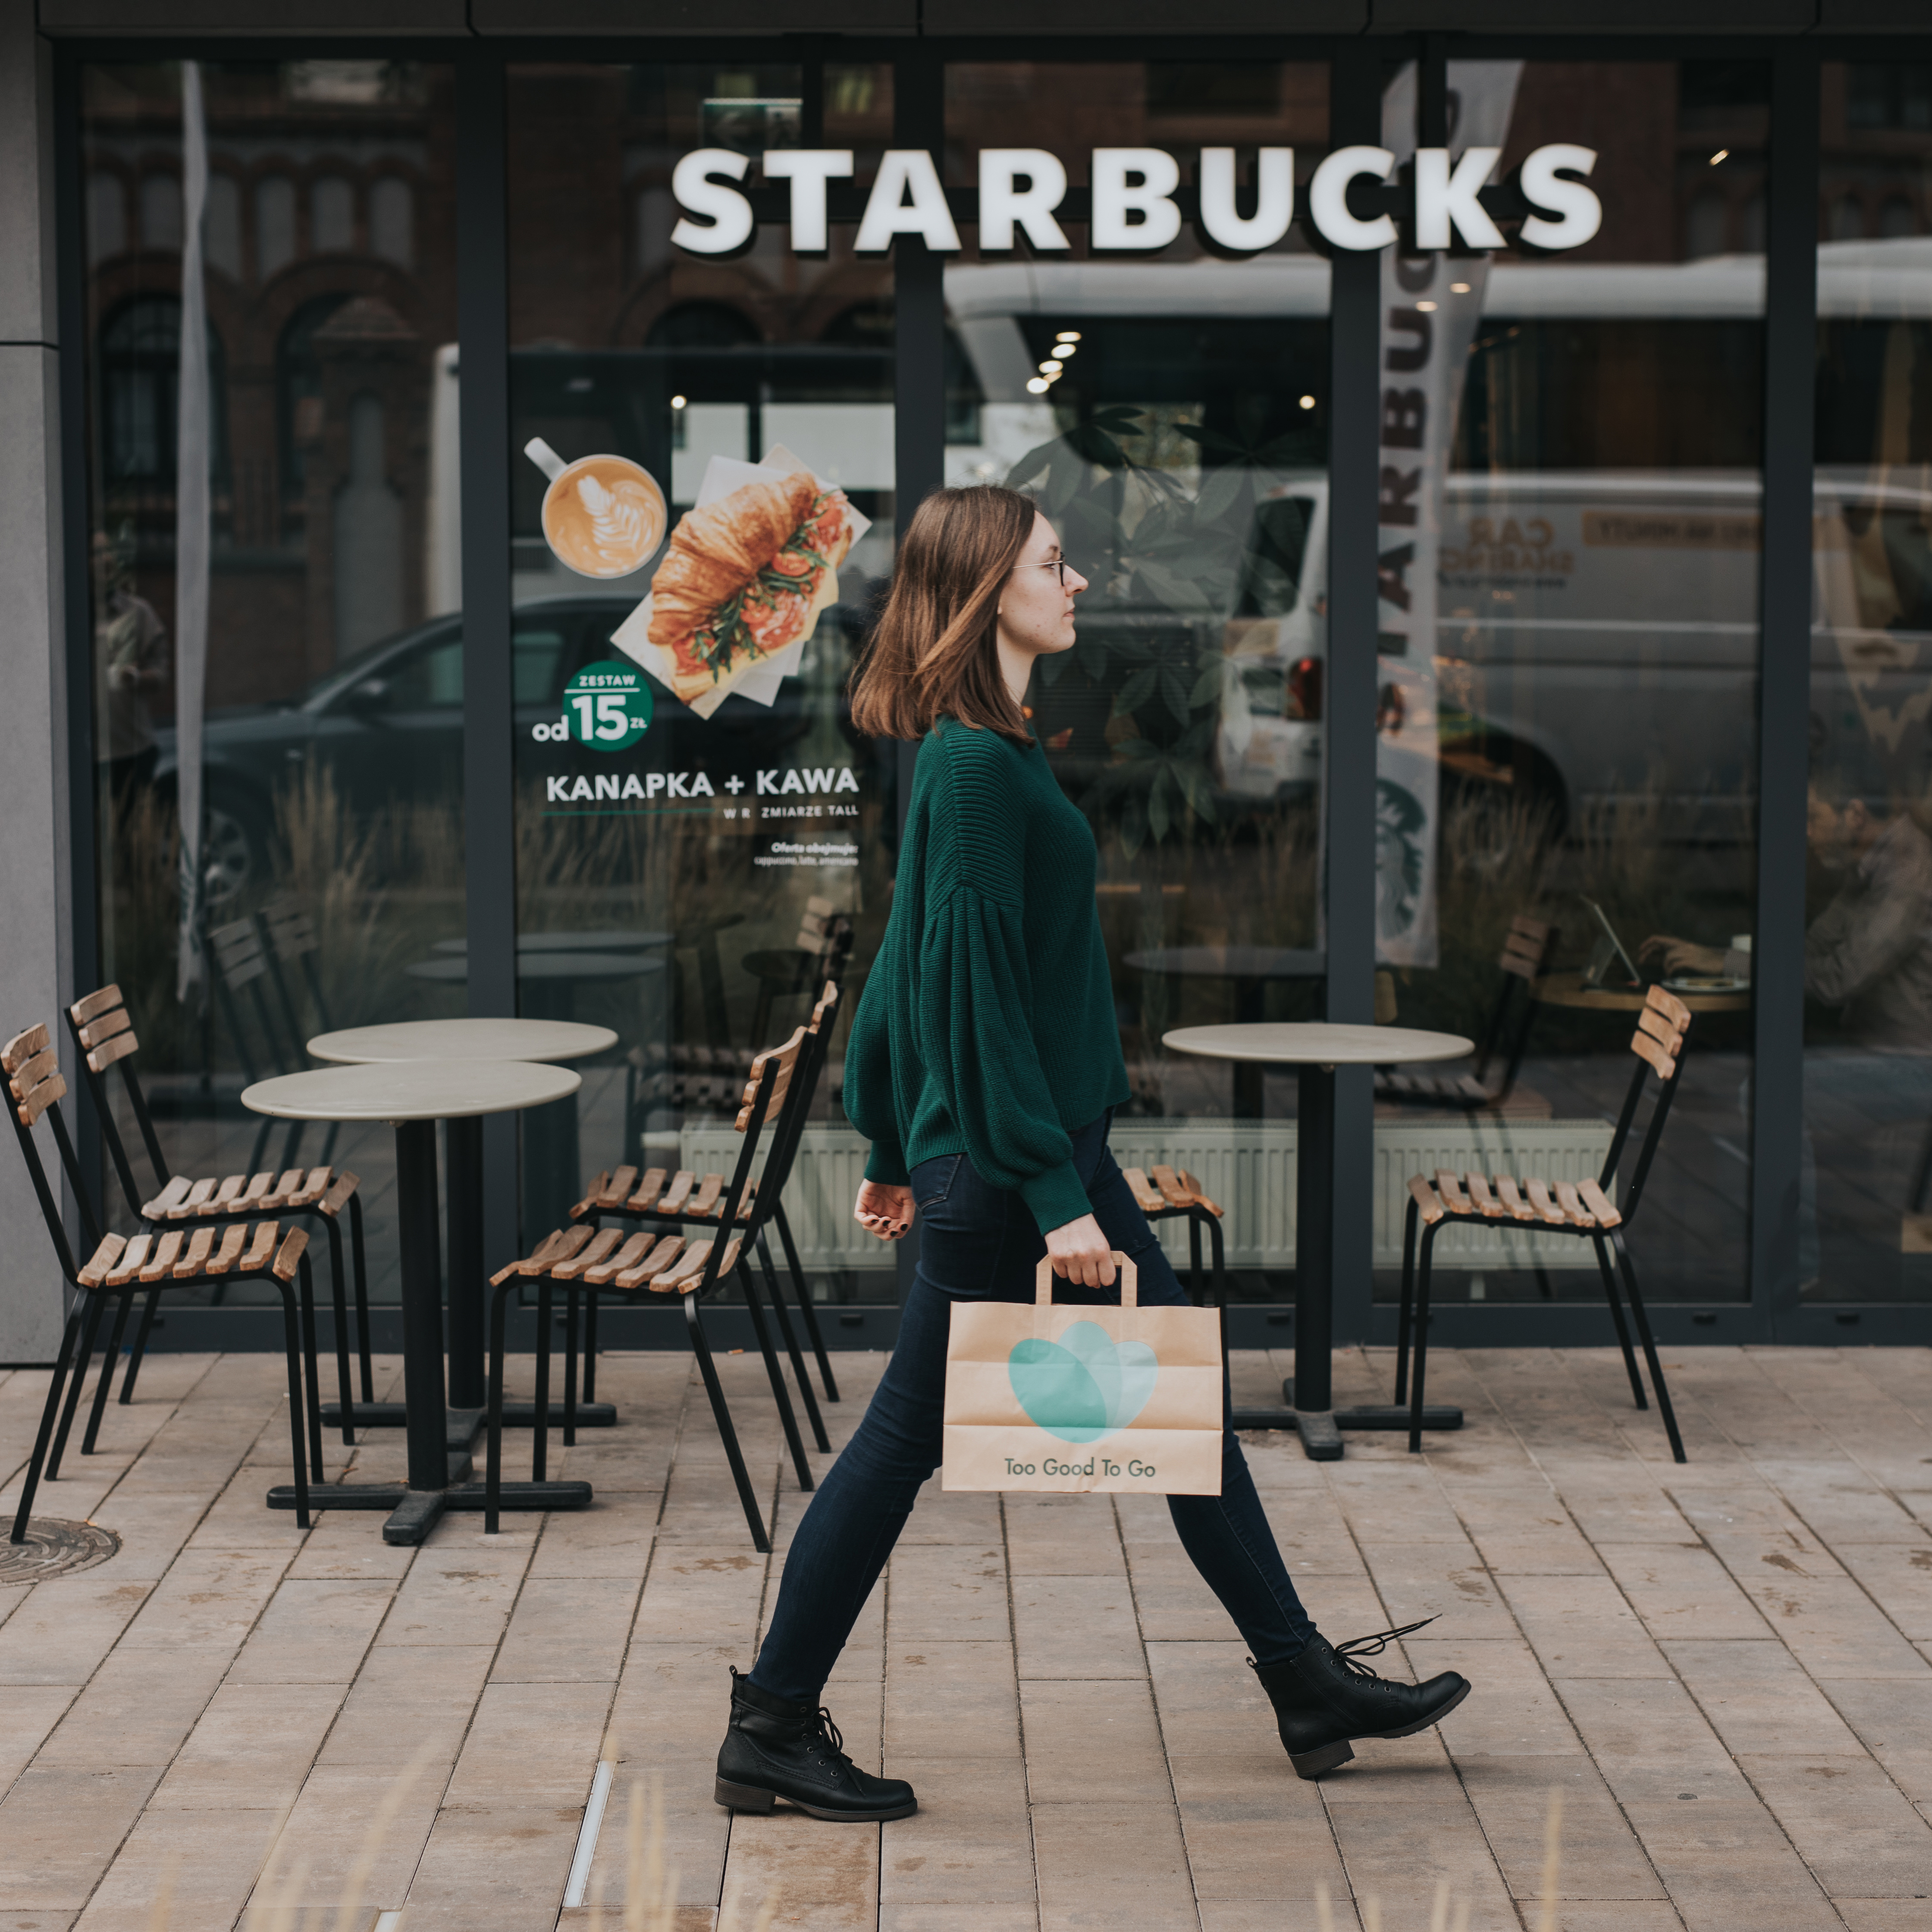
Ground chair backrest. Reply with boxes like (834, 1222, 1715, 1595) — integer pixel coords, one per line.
(260, 892, 333, 1035)
(747, 979, 841, 1223)
(1474, 913, 1560, 1090)
(1597, 983, 1694, 1220)
(693, 1021, 808, 1298)
(4, 1022, 100, 1278)
(65, 984, 166, 1217)
(209, 916, 303, 1082)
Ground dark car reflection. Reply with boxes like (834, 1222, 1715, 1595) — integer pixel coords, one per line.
(154, 594, 816, 902)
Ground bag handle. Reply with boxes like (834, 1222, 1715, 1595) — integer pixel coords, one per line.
(1035, 1252, 1137, 1309)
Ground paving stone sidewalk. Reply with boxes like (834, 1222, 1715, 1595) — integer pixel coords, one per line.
(3, 1341, 1932, 1930)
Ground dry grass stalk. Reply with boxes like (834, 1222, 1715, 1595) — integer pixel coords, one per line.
(1537, 1786, 1565, 1932)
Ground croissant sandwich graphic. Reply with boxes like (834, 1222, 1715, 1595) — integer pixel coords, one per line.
(648, 469, 854, 705)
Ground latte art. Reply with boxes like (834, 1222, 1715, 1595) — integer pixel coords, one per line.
(542, 455, 666, 579)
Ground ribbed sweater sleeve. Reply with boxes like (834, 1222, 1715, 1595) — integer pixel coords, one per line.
(915, 730, 1090, 1234)
(845, 984, 909, 1186)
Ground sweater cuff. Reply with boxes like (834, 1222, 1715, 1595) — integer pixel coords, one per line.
(864, 1141, 911, 1188)
(1020, 1162, 1092, 1237)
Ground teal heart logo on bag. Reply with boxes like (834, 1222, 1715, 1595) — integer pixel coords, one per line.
(1008, 1320, 1159, 1443)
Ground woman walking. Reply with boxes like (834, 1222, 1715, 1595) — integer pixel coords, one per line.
(714, 486, 1471, 1821)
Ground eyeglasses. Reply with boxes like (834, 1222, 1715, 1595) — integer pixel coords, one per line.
(1027, 557, 1071, 586)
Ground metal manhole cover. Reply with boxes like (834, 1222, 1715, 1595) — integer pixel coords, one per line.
(0, 1518, 121, 1584)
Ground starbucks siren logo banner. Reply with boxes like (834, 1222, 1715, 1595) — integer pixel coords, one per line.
(1375, 60, 1523, 968)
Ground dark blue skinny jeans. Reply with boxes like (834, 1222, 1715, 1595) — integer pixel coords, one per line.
(750, 1114, 1318, 1704)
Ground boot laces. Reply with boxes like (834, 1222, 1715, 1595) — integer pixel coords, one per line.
(805, 1707, 849, 1767)
(1332, 1615, 1437, 1680)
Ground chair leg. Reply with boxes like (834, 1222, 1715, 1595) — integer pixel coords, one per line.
(315, 1213, 356, 1443)
(1408, 1220, 1443, 1455)
(1204, 1205, 1226, 1310)
(1611, 1233, 1687, 1465)
(81, 1289, 138, 1455)
(269, 1278, 311, 1530)
(582, 1289, 599, 1406)
(1590, 1233, 1647, 1410)
(117, 1286, 164, 1405)
(531, 1278, 553, 1484)
(739, 1262, 814, 1492)
(48, 1289, 110, 1480)
(758, 1230, 829, 1453)
(296, 1252, 326, 1483)
(486, 1274, 514, 1534)
(1396, 1194, 1419, 1406)
(11, 1306, 85, 1542)
(684, 1291, 772, 1553)
(562, 1286, 580, 1449)
(775, 1204, 837, 1402)
(347, 1192, 374, 1404)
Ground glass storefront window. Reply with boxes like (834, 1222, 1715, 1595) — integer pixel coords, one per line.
(1371, 60, 1768, 1307)
(82, 59, 463, 1304)
(1806, 62, 1932, 1303)
(944, 61, 1331, 1296)
(506, 63, 897, 1284)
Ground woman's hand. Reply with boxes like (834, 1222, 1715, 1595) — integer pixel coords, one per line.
(1640, 935, 1726, 976)
(1044, 1214, 1116, 1289)
(854, 1180, 914, 1241)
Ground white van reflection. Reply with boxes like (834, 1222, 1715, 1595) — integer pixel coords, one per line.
(943, 241, 1932, 837)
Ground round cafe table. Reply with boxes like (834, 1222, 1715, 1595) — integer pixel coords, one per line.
(1531, 969, 1750, 1017)
(243, 1060, 591, 1545)
(1125, 948, 1326, 1116)
(306, 1019, 620, 1443)
(1163, 1022, 1472, 1461)
(406, 953, 662, 1237)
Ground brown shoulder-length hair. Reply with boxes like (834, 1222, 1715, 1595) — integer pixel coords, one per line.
(848, 485, 1039, 746)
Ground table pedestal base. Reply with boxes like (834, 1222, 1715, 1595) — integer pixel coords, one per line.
(1229, 1380, 1462, 1456)
(322, 1400, 616, 1444)
(267, 1477, 592, 1545)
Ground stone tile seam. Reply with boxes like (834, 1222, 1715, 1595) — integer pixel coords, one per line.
(1485, 1364, 1854, 1917)
(0, 1361, 242, 1862)
(24, 1477, 283, 1926)
(998, 1492, 1050, 1915)
(1110, 1489, 1212, 1932)
(1321, 1398, 1526, 1923)
(1412, 1346, 1689, 1922)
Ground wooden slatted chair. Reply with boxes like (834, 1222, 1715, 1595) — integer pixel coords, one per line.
(1121, 1164, 1226, 1307)
(208, 914, 314, 1178)
(1397, 984, 1693, 1463)
(63, 984, 373, 1440)
(626, 909, 853, 1150)
(1376, 915, 1559, 1114)
(257, 894, 343, 1165)
(485, 1022, 815, 1551)
(575, 980, 845, 1436)
(5, 1023, 315, 1541)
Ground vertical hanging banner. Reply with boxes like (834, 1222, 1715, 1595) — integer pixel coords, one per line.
(175, 59, 210, 1006)
(1373, 60, 1522, 969)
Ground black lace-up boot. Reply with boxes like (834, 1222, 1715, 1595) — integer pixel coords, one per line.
(1250, 1619, 1471, 1780)
(715, 1669, 919, 1821)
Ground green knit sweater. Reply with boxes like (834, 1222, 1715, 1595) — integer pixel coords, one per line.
(845, 715, 1129, 1234)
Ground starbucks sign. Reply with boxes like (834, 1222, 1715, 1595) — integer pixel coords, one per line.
(669, 142, 1601, 258)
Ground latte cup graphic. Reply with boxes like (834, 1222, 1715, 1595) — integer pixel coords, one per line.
(525, 437, 667, 580)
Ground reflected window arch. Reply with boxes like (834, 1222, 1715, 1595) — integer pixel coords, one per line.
(97, 295, 229, 489)
(276, 293, 351, 502)
(646, 302, 761, 348)
(1830, 194, 1866, 242)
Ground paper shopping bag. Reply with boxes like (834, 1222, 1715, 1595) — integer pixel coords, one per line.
(941, 1254, 1223, 1496)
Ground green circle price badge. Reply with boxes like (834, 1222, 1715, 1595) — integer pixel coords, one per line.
(563, 659, 652, 753)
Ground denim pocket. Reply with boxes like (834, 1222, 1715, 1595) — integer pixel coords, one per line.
(911, 1152, 962, 1212)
